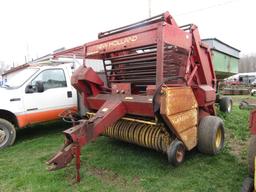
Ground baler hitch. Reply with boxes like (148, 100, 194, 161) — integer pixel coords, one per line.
(47, 98, 126, 182)
(47, 142, 81, 181)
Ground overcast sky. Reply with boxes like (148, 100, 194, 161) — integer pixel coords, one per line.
(0, 0, 255, 66)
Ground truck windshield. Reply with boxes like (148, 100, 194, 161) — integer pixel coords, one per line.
(3, 68, 39, 88)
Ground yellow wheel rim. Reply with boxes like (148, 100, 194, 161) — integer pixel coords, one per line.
(215, 127, 222, 148)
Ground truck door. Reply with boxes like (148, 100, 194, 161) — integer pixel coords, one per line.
(23, 68, 76, 125)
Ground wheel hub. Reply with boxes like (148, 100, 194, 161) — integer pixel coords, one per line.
(227, 103, 231, 112)
(215, 127, 222, 148)
(176, 145, 185, 162)
(0, 129, 6, 143)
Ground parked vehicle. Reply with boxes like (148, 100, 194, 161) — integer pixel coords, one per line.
(0, 59, 80, 149)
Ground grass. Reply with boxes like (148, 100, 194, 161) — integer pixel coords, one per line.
(218, 106, 250, 140)
(0, 97, 254, 192)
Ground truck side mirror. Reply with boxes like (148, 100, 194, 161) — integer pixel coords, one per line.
(35, 81, 44, 93)
(25, 85, 34, 94)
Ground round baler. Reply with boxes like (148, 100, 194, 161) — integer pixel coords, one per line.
(47, 12, 225, 182)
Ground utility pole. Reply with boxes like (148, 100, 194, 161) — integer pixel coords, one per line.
(148, 0, 152, 17)
(26, 42, 30, 62)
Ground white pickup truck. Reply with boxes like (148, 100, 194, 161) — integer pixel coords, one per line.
(0, 60, 79, 149)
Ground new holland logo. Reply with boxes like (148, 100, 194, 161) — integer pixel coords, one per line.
(96, 35, 138, 50)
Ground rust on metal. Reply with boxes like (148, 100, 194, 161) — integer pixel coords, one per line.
(160, 87, 198, 150)
(47, 143, 75, 171)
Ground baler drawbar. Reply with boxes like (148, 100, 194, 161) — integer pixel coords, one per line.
(48, 12, 225, 182)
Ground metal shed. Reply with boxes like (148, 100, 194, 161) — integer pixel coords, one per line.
(202, 38, 240, 79)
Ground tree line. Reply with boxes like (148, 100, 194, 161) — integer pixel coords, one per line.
(239, 54, 256, 73)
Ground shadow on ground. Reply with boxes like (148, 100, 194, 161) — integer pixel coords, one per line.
(15, 120, 72, 143)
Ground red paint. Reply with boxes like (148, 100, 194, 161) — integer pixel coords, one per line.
(249, 109, 256, 135)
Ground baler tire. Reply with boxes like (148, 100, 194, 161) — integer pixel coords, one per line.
(248, 135, 256, 177)
(241, 177, 254, 192)
(0, 118, 16, 149)
(219, 97, 232, 113)
(167, 140, 185, 166)
(198, 116, 224, 155)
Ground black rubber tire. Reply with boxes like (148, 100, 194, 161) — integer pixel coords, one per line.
(0, 118, 16, 149)
(239, 101, 249, 110)
(241, 177, 254, 192)
(219, 97, 232, 113)
(167, 140, 186, 166)
(198, 116, 225, 155)
(215, 94, 220, 104)
(249, 135, 256, 177)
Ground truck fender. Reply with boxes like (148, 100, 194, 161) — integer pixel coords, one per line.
(0, 109, 19, 128)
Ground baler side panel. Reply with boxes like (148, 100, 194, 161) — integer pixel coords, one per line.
(86, 94, 155, 117)
(191, 27, 216, 88)
(156, 24, 165, 86)
(160, 87, 198, 150)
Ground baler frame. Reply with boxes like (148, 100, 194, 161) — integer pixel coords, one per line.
(48, 12, 224, 182)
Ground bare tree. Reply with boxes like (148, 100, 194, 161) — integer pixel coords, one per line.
(239, 54, 256, 73)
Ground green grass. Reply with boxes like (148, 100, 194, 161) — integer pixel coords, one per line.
(218, 106, 250, 140)
(0, 99, 254, 191)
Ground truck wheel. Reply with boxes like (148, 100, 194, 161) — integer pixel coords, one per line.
(219, 97, 232, 113)
(248, 135, 256, 177)
(198, 116, 224, 155)
(0, 118, 16, 149)
(167, 140, 186, 166)
(241, 177, 254, 192)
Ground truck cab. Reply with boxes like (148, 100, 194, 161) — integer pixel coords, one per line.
(0, 60, 79, 149)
